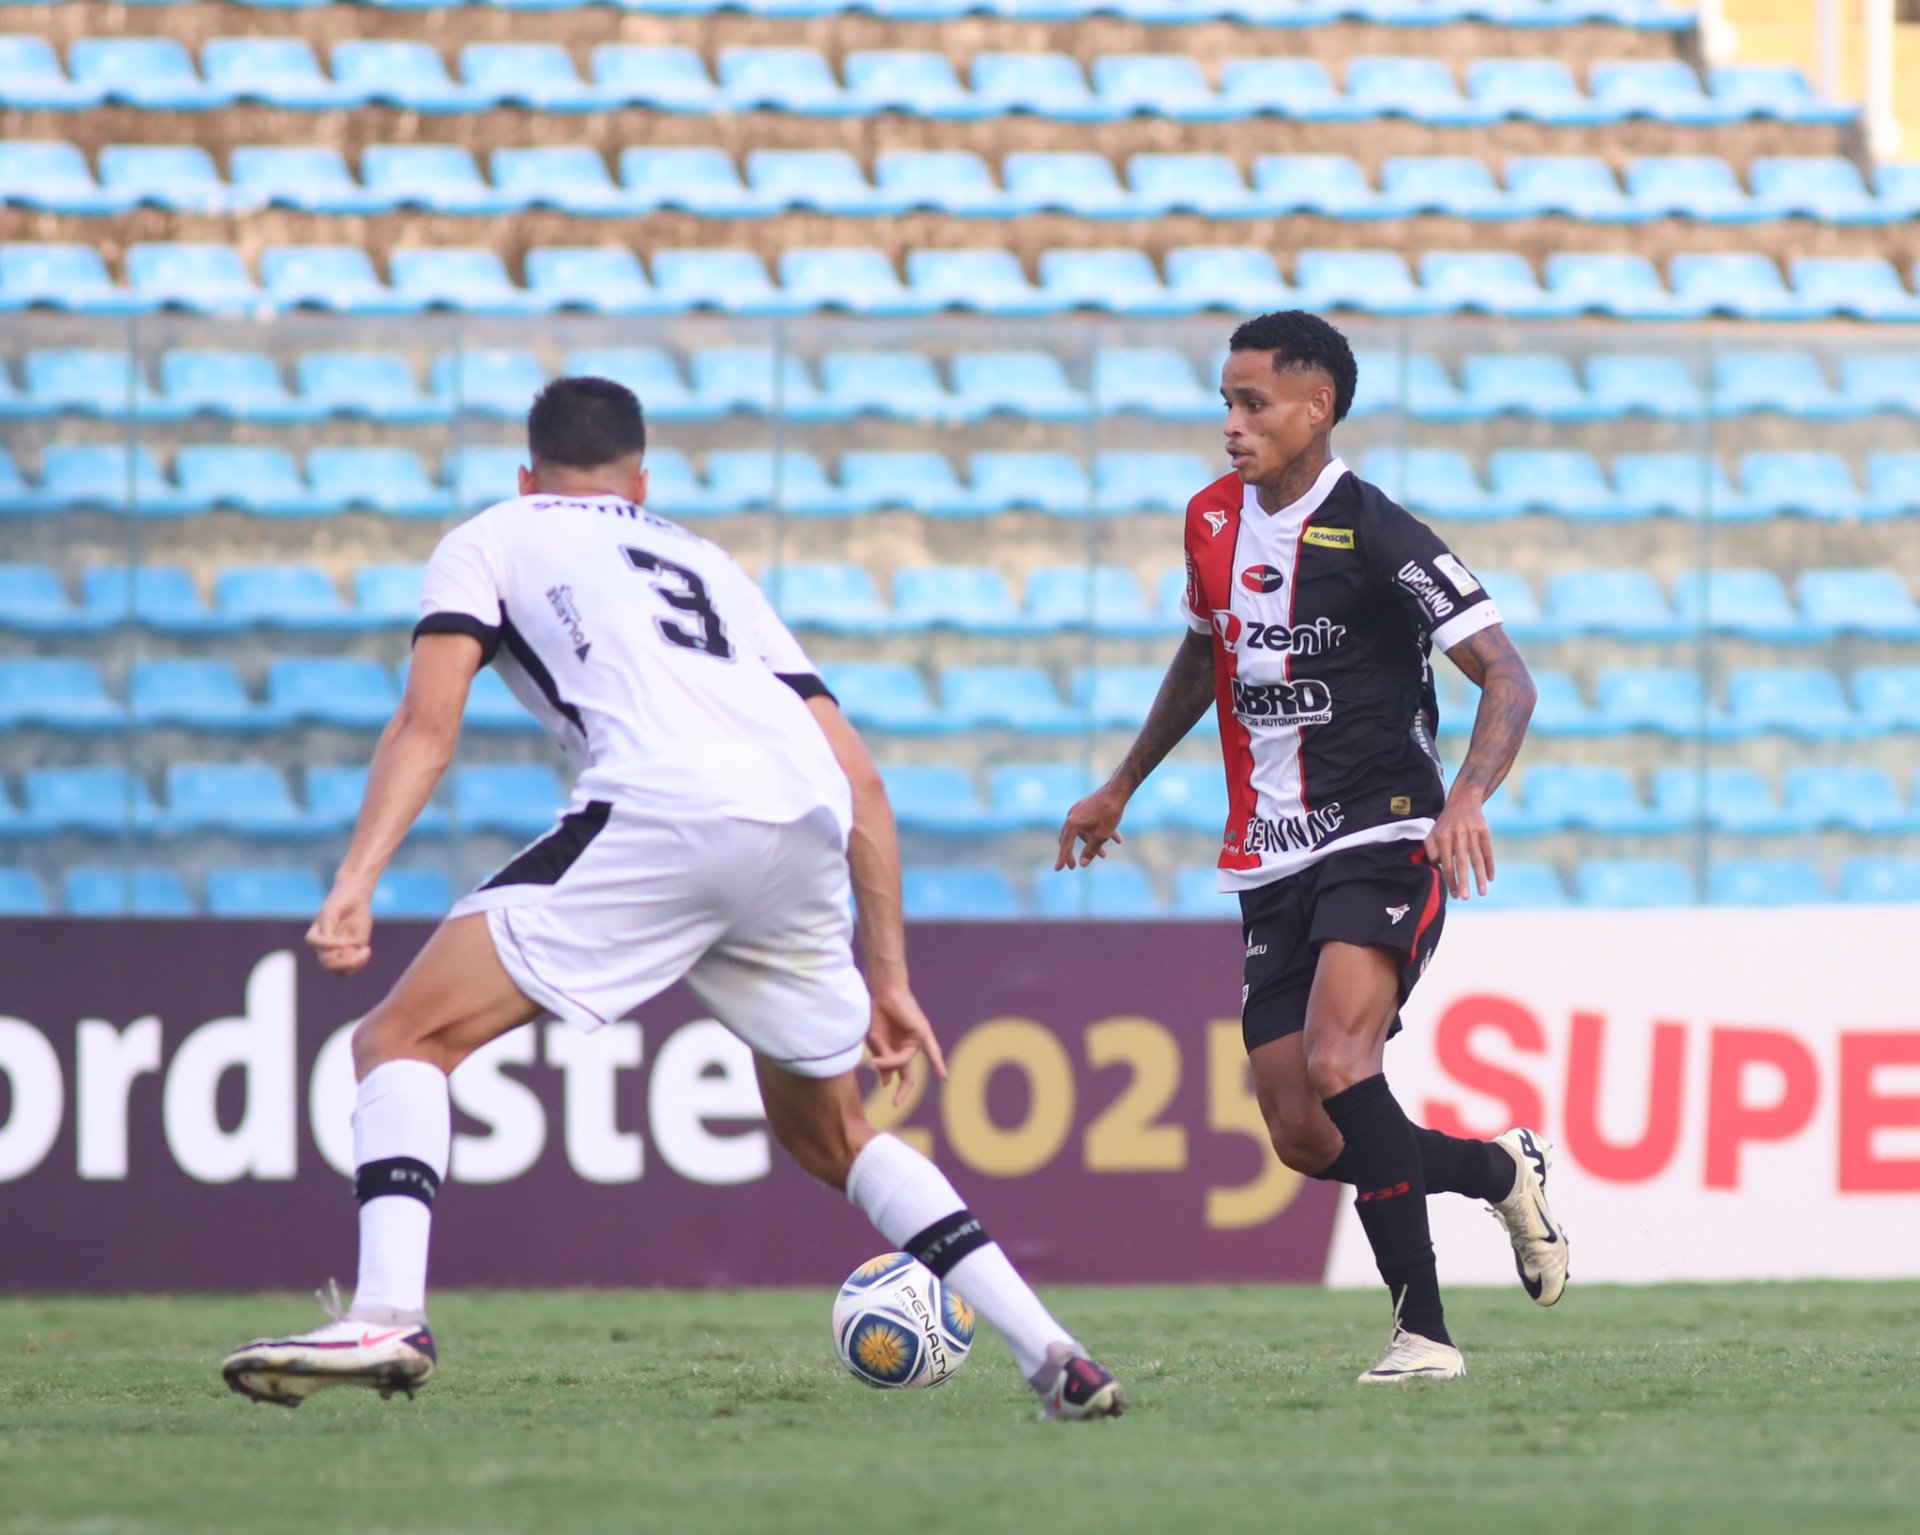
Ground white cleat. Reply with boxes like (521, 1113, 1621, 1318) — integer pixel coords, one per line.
(1491, 1127, 1570, 1307)
(1358, 1327, 1467, 1384)
(222, 1289, 436, 1408)
(1029, 1342, 1127, 1421)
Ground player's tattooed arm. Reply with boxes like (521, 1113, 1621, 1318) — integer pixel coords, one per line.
(1429, 623, 1536, 898)
(1055, 628, 1215, 870)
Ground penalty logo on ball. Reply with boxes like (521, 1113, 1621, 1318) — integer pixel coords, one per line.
(832, 1254, 974, 1389)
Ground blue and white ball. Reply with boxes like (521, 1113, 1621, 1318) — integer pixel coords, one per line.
(831, 1253, 975, 1389)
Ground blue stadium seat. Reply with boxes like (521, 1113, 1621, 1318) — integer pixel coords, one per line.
(1709, 858, 1828, 907)
(778, 247, 916, 313)
(175, 445, 322, 517)
(971, 52, 1105, 119)
(1024, 565, 1160, 636)
(1344, 56, 1477, 122)
(24, 766, 159, 833)
(1712, 350, 1841, 416)
(1798, 263, 1920, 322)
(1577, 858, 1696, 908)
(1749, 156, 1878, 221)
(362, 145, 509, 216)
(1128, 153, 1255, 217)
(1293, 248, 1430, 315)
(62, 866, 193, 916)
(1092, 53, 1225, 120)
(1584, 353, 1704, 417)
(718, 46, 847, 114)
(79, 565, 223, 632)
(331, 40, 475, 111)
(1710, 63, 1852, 122)
(620, 150, 756, 218)
(1504, 155, 1632, 218)
(1545, 254, 1681, 319)
(1856, 668, 1920, 730)
(1034, 862, 1162, 919)
(0, 242, 129, 311)
(1384, 158, 1507, 218)
(1357, 448, 1502, 520)
(750, 151, 883, 216)
(430, 348, 546, 415)
(268, 658, 398, 728)
(1868, 453, 1920, 518)
(1613, 452, 1748, 518)
(261, 246, 403, 313)
(69, 38, 220, 110)
(215, 564, 354, 629)
(703, 448, 837, 513)
(230, 147, 371, 215)
(1037, 248, 1176, 313)
(817, 662, 942, 733)
(1624, 155, 1753, 218)
(297, 351, 438, 421)
(0, 868, 49, 915)
(1002, 152, 1133, 217)
(526, 247, 656, 312)
(158, 349, 302, 421)
(1651, 765, 1796, 834)
(835, 450, 971, 515)
(125, 242, 258, 310)
(390, 248, 526, 311)
(309, 447, 444, 518)
(460, 43, 598, 111)
(454, 764, 565, 837)
(204, 37, 347, 110)
(371, 869, 453, 918)
(1670, 254, 1804, 320)
(0, 36, 102, 111)
(564, 346, 700, 418)
(1488, 450, 1618, 518)
(1164, 246, 1293, 311)
(206, 867, 327, 918)
(353, 562, 429, 624)
(307, 766, 447, 837)
(1723, 667, 1855, 739)
(1671, 568, 1810, 642)
(41, 443, 198, 517)
(0, 140, 113, 215)
(990, 763, 1094, 828)
(1594, 668, 1707, 735)
(1476, 569, 1548, 640)
(1589, 60, 1716, 123)
(904, 248, 1047, 313)
(1072, 665, 1163, 729)
(0, 449, 32, 515)
(845, 52, 977, 119)
(1465, 861, 1572, 912)
(1798, 569, 1920, 638)
(0, 563, 89, 634)
(1094, 452, 1212, 516)
(1545, 568, 1682, 640)
(1841, 857, 1920, 903)
(1172, 867, 1240, 920)
(167, 763, 310, 833)
(491, 148, 626, 215)
(98, 144, 227, 212)
(0, 657, 121, 729)
(764, 562, 890, 634)
(131, 659, 267, 730)
(1459, 353, 1591, 420)
(1217, 58, 1349, 119)
(966, 451, 1092, 515)
(949, 351, 1085, 420)
(940, 666, 1077, 732)
(902, 866, 1023, 920)
(687, 345, 820, 414)
(457, 669, 536, 734)
(591, 46, 718, 111)
(1467, 59, 1594, 124)
(1738, 451, 1865, 520)
(893, 566, 1021, 633)
(21, 346, 153, 416)
(874, 150, 1004, 216)
(1515, 765, 1661, 834)
(1090, 347, 1214, 419)
(1783, 766, 1917, 833)
(817, 351, 951, 422)
(1126, 763, 1229, 833)
(1251, 155, 1378, 217)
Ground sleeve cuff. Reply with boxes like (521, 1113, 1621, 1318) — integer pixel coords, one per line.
(414, 612, 502, 665)
(777, 672, 835, 703)
(1432, 601, 1502, 653)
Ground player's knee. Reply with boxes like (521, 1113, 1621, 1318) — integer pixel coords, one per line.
(1268, 1126, 1337, 1176)
(1302, 1035, 1372, 1101)
(352, 1011, 455, 1081)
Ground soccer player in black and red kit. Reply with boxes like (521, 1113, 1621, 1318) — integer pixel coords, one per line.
(1057, 312, 1570, 1382)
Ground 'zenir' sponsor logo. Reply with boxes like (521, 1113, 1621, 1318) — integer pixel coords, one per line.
(1240, 565, 1285, 594)
(1230, 676, 1333, 726)
(1395, 560, 1455, 621)
(1213, 612, 1347, 657)
(1242, 802, 1345, 854)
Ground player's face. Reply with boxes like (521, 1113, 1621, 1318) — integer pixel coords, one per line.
(1220, 352, 1335, 486)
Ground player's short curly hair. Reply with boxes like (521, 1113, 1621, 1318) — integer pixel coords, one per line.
(1228, 311, 1358, 425)
(527, 375, 648, 469)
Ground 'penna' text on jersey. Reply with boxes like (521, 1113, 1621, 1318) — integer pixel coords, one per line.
(1232, 803, 1347, 856)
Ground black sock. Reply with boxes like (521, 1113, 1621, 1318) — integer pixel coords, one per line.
(1306, 1146, 1357, 1182)
(1321, 1074, 1450, 1346)
(1413, 1128, 1517, 1203)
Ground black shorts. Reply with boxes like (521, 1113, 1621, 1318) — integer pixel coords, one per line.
(1238, 839, 1447, 1053)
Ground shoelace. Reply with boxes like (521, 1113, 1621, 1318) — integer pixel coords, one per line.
(315, 1277, 349, 1322)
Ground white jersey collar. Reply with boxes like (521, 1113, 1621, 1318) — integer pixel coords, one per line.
(1242, 455, 1349, 525)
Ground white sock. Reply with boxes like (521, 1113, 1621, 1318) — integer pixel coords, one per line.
(844, 1133, 1074, 1379)
(349, 1059, 450, 1323)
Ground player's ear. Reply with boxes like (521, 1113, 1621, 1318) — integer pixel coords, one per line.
(517, 464, 535, 496)
(632, 464, 650, 507)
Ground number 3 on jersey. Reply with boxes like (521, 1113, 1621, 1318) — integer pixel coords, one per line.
(622, 546, 734, 660)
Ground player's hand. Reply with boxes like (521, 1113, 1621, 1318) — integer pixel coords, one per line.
(866, 983, 949, 1107)
(1055, 782, 1130, 870)
(1425, 788, 1494, 899)
(307, 879, 375, 975)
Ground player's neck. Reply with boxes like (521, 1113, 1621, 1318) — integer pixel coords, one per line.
(1255, 440, 1333, 515)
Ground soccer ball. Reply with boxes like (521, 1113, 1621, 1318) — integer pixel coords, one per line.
(831, 1253, 975, 1389)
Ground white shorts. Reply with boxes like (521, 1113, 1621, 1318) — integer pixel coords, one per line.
(450, 801, 870, 1078)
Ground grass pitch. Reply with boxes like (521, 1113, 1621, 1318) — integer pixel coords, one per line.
(2, 1283, 1914, 1535)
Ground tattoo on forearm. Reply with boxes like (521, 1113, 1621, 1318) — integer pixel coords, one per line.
(1448, 627, 1534, 800)
(1115, 630, 1216, 791)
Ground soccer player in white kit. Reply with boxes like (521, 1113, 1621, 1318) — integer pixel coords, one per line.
(220, 378, 1124, 1421)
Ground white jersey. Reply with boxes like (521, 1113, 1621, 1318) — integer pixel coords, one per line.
(417, 493, 851, 837)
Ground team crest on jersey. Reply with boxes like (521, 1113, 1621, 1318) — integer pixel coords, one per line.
(1240, 565, 1285, 594)
(1203, 508, 1229, 538)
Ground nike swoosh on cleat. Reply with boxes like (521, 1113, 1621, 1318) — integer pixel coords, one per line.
(1531, 1200, 1559, 1243)
(1515, 1255, 1545, 1299)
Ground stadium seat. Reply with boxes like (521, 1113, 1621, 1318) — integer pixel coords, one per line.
(1710, 63, 1852, 122)
(1251, 155, 1378, 217)
(62, 866, 194, 916)
(1072, 666, 1163, 729)
(1469, 862, 1572, 912)
(0, 243, 129, 311)
(990, 763, 1093, 828)
(893, 566, 1021, 633)
(70, 38, 220, 110)
(1164, 247, 1293, 311)
(216, 144, 363, 213)
(1546, 569, 1684, 639)
(817, 351, 951, 422)
(331, 40, 476, 111)
(1594, 668, 1708, 736)
(1584, 353, 1704, 417)
(1024, 565, 1161, 636)
(591, 46, 719, 112)
(1459, 354, 1592, 420)
(950, 351, 1085, 420)
(363, 146, 510, 217)
(845, 52, 977, 119)
(79, 565, 223, 632)
(126, 242, 258, 311)
(966, 452, 1091, 515)
(98, 145, 228, 212)
(206, 867, 327, 918)
(1094, 452, 1213, 517)
(750, 152, 884, 217)
(353, 563, 429, 624)
(0, 564, 89, 635)
(718, 46, 847, 115)
(391, 249, 525, 311)
(1128, 154, 1255, 216)
(1173, 867, 1240, 920)
(1840, 857, 1920, 903)
(0, 36, 103, 111)
(1669, 254, 1805, 320)
(175, 446, 322, 517)
(262, 247, 404, 313)
(1624, 155, 1753, 219)
(1093, 53, 1225, 120)
(1841, 355, 1920, 414)
(1750, 156, 1878, 220)
(1709, 859, 1828, 907)
(431, 349, 546, 416)
(1590, 61, 1716, 122)
(1475, 570, 1549, 641)
(687, 347, 821, 414)
(778, 248, 917, 313)
(1723, 667, 1855, 739)
(904, 249, 1048, 313)
(167, 763, 311, 834)
(0, 868, 49, 915)
(565, 347, 701, 419)
(0, 657, 121, 730)
(1504, 155, 1632, 219)
(492, 148, 627, 215)
(1344, 56, 1478, 123)
(1651, 766, 1797, 834)
(267, 658, 398, 728)
(817, 662, 942, 732)
(1613, 453, 1748, 519)
(1488, 450, 1618, 518)
(1712, 350, 1841, 416)
(1003, 152, 1133, 217)
(25, 766, 161, 834)
(1037, 249, 1175, 313)
(971, 52, 1105, 119)
(874, 150, 1005, 216)
(204, 37, 347, 111)
(309, 448, 444, 518)
(22, 347, 158, 416)
(371, 869, 453, 918)
(765, 562, 890, 634)
(1794, 256, 1918, 320)
(1739, 451, 1865, 520)
(1781, 766, 1918, 833)
(454, 764, 565, 837)
(461, 43, 599, 111)
(1867, 453, 1920, 517)
(159, 349, 303, 422)
(939, 666, 1077, 732)
(1217, 58, 1349, 119)
(307, 766, 448, 838)
(1293, 249, 1430, 315)
(902, 866, 1023, 920)
(1126, 763, 1229, 833)
(1385, 159, 1508, 219)
(1468, 60, 1594, 124)
(1357, 448, 1503, 521)
(704, 449, 837, 514)
(459, 669, 537, 734)
(527, 248, 657, 312)
(620, 151, 758, 219)
(1798, 569, 1920, 638)
(1577, 858, 1697, 908)
(1034, 862, 1162, 919)
(0, 141, 113, 214)
(1670, 568, 1811, 642)
(1546, 255, 1682, 319)
(215, 564, 355, 630)
(40, 443, 198, 517)
(131, 659, 268, 730)
(835, 451, 972, 515)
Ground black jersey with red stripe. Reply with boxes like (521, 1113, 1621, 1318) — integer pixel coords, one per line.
(1180, 457, 1502, 891)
